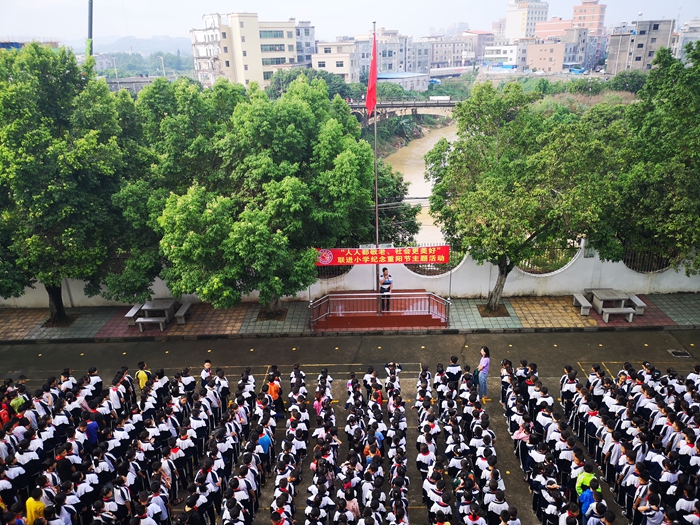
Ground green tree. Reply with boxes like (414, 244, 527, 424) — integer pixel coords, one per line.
(0, 44, 123, 321)
(265, 69, 352, 100)
(568, 77, 607, 95)
(425, 82, 615, 310)
(159, 78, 379, 311)
(595, 45, 700, 273)
(607, 69, 647, 93)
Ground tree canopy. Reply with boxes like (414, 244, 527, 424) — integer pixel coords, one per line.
(425, 82, 621, 309)
(0, 44, 124, 320)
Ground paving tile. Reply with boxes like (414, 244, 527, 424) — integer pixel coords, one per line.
(588, 294, 677, 327)
(645, 293, 700, 326)
(448, 299, 523, 330)
(239, 302, 312, 335)
(509, 296, 598, 329)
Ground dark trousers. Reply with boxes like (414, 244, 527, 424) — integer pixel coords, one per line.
(381, 292, 391, 311)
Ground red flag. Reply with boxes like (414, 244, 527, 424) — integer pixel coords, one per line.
(365, 34, 377, 116)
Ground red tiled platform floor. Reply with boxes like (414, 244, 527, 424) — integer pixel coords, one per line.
(95, 303, 247, 339)
(589, 294, 676, 327)
(312, 290, 447, 330)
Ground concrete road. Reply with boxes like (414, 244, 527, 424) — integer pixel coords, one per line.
(2, 330, 698, 525)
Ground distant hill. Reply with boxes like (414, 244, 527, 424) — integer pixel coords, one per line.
(65, 35, 192, 56)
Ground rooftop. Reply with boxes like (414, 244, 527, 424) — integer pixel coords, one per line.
(377, 72, 430, 79)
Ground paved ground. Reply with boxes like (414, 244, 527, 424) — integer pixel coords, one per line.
(0, 293, 698, 342)
(2, 329, 698, 525)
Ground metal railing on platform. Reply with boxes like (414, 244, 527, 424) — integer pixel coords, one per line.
(309, 291, 451, 329)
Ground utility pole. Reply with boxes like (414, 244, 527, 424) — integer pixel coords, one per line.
(87, 0, 94, 56)
(160, 55, 166, 77)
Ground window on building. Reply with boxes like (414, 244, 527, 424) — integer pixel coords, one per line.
(324, 47, 331, 53)
(244, 65, 248, 70)
(651, 38, 657, 43)
(382, 51, 387, 57)
(336, 61, 344, 67)
(288, 45, 294, 52)
(222, 32, 227, 38)
(318, 61, 326, 68)
(261, 57, 286, 65)
(225, 61, 230, 67)
(305, 29, 310, 36)
(646, 63, 652, 70)
(635, 56, 642, 61)
(261, 44, 285, 52)
(241, 36, 245, 42)
(639, 30, 647, 35)
(306, 55, 311, 60)
(259, 30, 284, 39)
(240, 22, 244, 28)
(637, 43, 644, 48)
(648, 51, 655, 57)
(289, 58, 294, 63)
(652, 24, 659, 30)
(243, 51, 247, 57)
(287, 31, 293, 38)
(245, 79, 250, 85)
(223, 47, 228, 53)
(296, 29, 300, 37)
(305, 42, 310, 48)
(388, 50, 393, 57)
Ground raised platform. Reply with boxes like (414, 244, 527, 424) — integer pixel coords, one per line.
(310, 290, 449, 331)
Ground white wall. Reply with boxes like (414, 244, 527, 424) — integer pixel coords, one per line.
(2, 242, 699, 308)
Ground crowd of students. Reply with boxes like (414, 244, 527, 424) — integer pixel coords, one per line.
(501, 358, 700, 525)
(0, 348, 530, 525)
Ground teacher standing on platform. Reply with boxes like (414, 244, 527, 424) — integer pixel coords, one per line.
(379, 267, 393, 311)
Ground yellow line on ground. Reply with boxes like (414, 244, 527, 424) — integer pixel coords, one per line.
(601, 362, 613, 377)
(577, 361, 586, 376)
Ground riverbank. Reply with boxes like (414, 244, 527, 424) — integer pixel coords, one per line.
(361, 114, 453, 158)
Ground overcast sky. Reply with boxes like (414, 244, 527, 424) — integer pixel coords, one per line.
(1, 0, 692, 45)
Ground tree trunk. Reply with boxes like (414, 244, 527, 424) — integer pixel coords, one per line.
(486, 256, 514, 311)
(267, 294, 282, 314)
(46, 284, 67, 323)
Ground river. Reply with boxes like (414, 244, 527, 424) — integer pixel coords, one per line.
(384, 124, 458, 244)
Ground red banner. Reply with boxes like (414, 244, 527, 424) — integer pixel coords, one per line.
(316, 246, 451, 266)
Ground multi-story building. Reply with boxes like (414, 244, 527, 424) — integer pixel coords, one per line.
(354, 28, 412, 78)
(407, 40, 432, 73)
(535, 17, 574, 39)
(675, 18, 700, 62)
(505, 0, 550, 40)
(573, 0, 607, 36)
(527, 42, 566, 72)
(483, 44, 526, 66)
(461, 30, 495, 61)
(191, 13, 310, 88)
(492, 18, 507, 41)
(417, 36, 475, 69)
(295, 21, 317, 66)
(606, 19, 675, 74)
(312, 41, 360, 83)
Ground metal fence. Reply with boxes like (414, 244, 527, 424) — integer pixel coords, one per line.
(316, 265, 353, 280)
(516, 242, 580, 275)
(309, 291, 451, 329)
(622, 240, 676, 273)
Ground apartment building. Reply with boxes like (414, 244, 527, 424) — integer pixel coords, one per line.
(527, 42, 566, 72)
(606, 19, 675, 74)
(418, 36, 475, 69)
(535, 17, 574, 39)
(505, 0, 550, 40)
(312, 42, 360, 83)
(461, 30, 495, 61)
(191, 13, 310, 87)
(295, 21, 317, 66)
(573, 0, 607, 36)
(676, 18, 700, 62)
(354, 28, 412, 77)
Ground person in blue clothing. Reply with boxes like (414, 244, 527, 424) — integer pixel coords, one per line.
(379, 267, 393, 312)
(579, 478, 601, 517)
(256, 425, 273, 476)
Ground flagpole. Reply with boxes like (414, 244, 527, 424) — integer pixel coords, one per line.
(373, 21, 380, 293)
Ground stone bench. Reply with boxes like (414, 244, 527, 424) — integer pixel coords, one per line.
(572, 293, 592, 316)
(601, 307, 635, 323)
(125, 304, 143, 326)
(135, 317, 167, 332)
(175, 303, 192, 325)
(626, 295, 646, 315)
